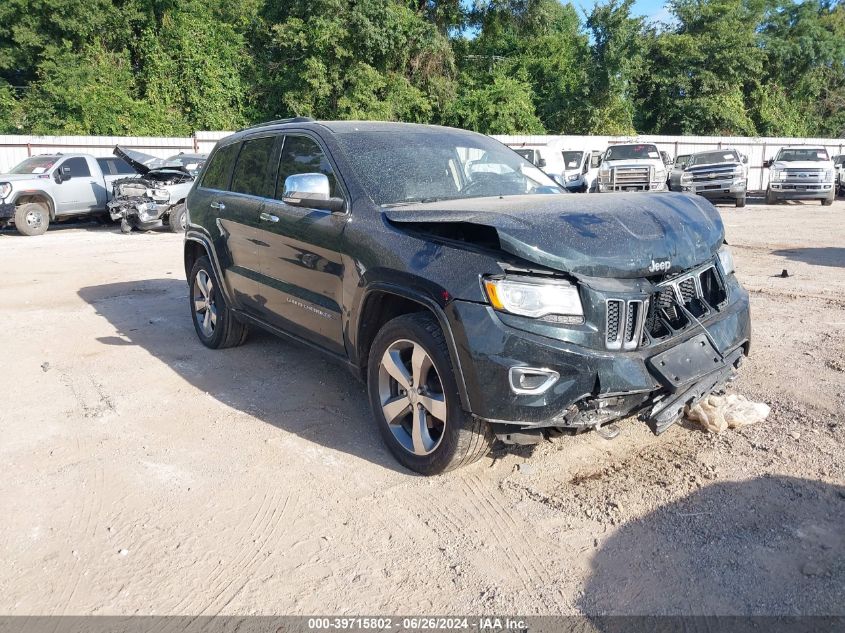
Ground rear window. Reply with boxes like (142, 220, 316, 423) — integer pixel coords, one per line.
(231, 136, 276, 197)
(97, 157, 136, 175)
(201, 143, 239, 190)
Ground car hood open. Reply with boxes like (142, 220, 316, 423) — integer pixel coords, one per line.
(114, 146, 182, 175)
(383, 193, 724, 279)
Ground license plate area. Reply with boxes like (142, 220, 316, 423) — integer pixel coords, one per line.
(648, 333, 724, 389)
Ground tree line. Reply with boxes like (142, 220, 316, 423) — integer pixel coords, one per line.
(0, 0, 843, 138)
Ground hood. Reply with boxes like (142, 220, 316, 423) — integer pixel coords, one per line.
(0, 173, 54, 182)
(771, 160, 833, 170)
(383, 193, 724, 279)
(687, 161, 740, 170)
(114, 146, 182, 175)
(602, 158, 665, 169)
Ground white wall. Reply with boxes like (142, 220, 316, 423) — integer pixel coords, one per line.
(495, 134, 845, 190)
(1, 131, 842, 189)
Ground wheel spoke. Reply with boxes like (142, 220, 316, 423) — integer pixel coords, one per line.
(203, 275, 214, 298)
(202, 309, 212, 333)
(382, 349, 411, 390)
(208, 305, 217, 326)
(410, 343, 429, 388)
(411, 406, 435, 455)
(418, 392, 447, 421)
(194, 298, 207, 313)
(197, 273, 210, 300)
(382, 395, 410, 425)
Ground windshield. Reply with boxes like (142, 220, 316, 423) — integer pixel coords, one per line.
(776, 148, 829, 162)
(9, 156, 59, 175)
(604, 144, 660, 161)
(335, 130, 563, 205)
(511, 148, 535, 164)
(561, 151, 584, 169)
(675, 155, 690, 166)
(688, 150, 739, 166)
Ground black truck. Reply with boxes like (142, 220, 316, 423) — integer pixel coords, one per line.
(183, 119, 751, 475)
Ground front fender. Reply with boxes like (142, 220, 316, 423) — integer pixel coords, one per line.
(10, 189, 57, 218)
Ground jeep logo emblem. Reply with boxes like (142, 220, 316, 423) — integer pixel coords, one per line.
(648, 259, 671, 273)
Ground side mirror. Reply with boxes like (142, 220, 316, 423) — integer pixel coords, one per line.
(742, 155, 748, 164)
(536, 157, 547, 168)
(282, 173, 345, 213)
(763, 159, 772, 169)
(591, 156, 601, 169)
(54, 166, 71, 184)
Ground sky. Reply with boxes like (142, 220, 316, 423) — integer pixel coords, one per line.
(583, 0, 673, 23)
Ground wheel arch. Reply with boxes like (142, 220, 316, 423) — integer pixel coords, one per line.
(183, 232, 234, 304)
(355, 284, 473, 413)
(13, 191, 57, 219)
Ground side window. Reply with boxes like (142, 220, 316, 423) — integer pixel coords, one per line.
(201, 143, 239, 190)
(275, 135, 339, 200)
(96, 158, 114, 175)
(63, 157, 91, 177)
(230, 136, 276, 197)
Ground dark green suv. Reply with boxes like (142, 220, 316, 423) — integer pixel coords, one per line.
(184, 118, 751, 475)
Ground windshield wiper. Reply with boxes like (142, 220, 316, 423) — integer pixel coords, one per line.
(383, 196, 451, 207)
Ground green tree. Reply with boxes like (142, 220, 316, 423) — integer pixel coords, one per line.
(586, 0, 646, 134)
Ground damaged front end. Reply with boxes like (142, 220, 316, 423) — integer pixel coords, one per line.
(383, 192, 751, 444)
(107, 146, 195, 233)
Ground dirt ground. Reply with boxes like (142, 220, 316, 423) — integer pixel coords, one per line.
(1, 199, 843, 617)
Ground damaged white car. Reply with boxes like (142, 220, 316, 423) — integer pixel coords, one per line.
(107, 147, 205, 233)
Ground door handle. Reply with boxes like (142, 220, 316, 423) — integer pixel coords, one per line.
(210, 201, 226, 210)
(259, 212, 279, 223)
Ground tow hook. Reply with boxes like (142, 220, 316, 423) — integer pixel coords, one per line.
(594, 423, 620, 440)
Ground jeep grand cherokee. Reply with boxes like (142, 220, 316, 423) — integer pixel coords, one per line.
(183, 119, 751, 475)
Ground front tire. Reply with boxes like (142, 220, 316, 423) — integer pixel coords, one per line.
(736, 195, 746, 208)
(822, 194, 834, 206)
(765, 188, 777, 205)
(367, 313, 493, 475)
(14, 202, 49, 236)
(169, 203, 187, 233)
(188, 256, 248, 349)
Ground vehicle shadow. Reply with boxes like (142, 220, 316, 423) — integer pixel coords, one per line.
(772, 247, 845, 269)
(579, 475, 845, 617)
(77, 278, 410, 474)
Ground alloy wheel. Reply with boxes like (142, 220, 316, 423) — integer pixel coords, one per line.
(377, 339, 447, 456)
(193, 269, 218, 337)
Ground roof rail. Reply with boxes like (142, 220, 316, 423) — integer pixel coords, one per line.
(238, 117, 315, 132)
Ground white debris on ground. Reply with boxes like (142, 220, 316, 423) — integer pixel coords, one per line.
(685, 393, 771, 433)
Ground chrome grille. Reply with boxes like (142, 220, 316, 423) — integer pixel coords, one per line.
(689, 165, 736, 183)
(605, 261, 728, 350)
(611, 166, 651, 190)
(606, 299, 646, 350)
(783, 168, 824, 183)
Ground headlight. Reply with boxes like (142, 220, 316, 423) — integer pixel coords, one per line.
(0, 182, 10, 199)
(483, 276, 584, 320)
(680, 172, 692, 184)
(150, 189, 170, 201)
(824, 169, 834, 182)
(718, 246, 735, 276)
(732, 166, 745, 178)
(654, 169, 666, 181)
(566, 174, 579, 182)
(770, 169, 783, 182)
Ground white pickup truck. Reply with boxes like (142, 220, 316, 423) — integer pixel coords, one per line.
(0, 153, 135, 235)
(764, 147, 836, 205)
(597, 143, 670, 193)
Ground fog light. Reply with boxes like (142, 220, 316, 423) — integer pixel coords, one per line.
(509, 367, 559, 395)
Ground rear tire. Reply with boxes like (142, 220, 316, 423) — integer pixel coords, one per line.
(367, 312, 493, 475)
(14, 202, 49, 236)
(188, 255, 248, 349)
